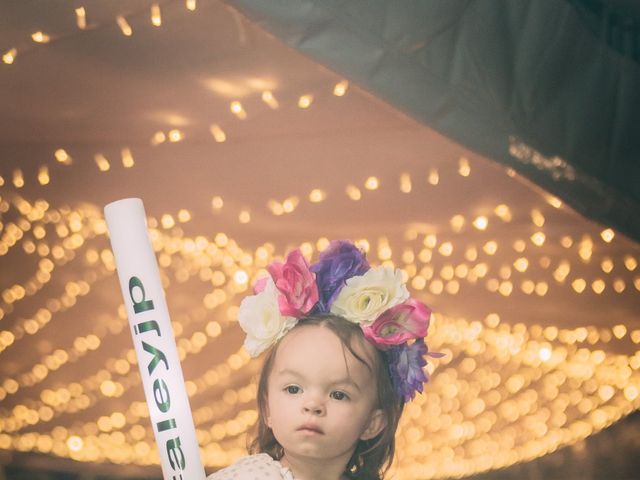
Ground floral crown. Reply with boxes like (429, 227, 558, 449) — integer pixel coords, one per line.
(237, 240, 441, 402)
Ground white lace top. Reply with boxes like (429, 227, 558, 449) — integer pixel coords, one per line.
(207, 453, 294, 480)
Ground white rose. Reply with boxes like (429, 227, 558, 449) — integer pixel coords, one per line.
(330, 266, 409, 325)
(237, 278, 298, 357)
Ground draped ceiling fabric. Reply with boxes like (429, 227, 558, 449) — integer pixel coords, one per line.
(227, 0, 640, 243)
(0, 1, 639, 479)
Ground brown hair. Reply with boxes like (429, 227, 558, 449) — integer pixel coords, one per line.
(249, 314, 404, 480)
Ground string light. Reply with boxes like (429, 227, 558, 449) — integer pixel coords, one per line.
(458, 157, 471, 177)
(160, 214, 175, 229)
(428, 168, 439, 185)
(483, 241, 498, 255)
(601, 257, 614, 273)
(94, 154, 110, 172)
(282, 196, 299, 213)
(346, 184, 361, 200)
(333, 80, 349, 96)
(54, 149, 72, 165)
(601, 229, 615, 243)
(166, 129, 183, 142)
(75, 7, 87, 29)
(211, 196, 224, 211)
(494, 204, 512, 222)
(579, 236, 594, 262)
(261, 91, 279, 109)
(560, 236, 573, 248)
(121, 148, 134, 168)
(116, 16, 133, 36)
(12, 169, 24, 188)
(473, 216, 488, 231)
(450, 215, 465, 232)
(31, 31, 51, 43)
(297, 95, 313, 109)
(267, 200, 283, 216)
(572, 278, 587, 293)
(308, 189, 326, 203)
(209, 124, 227, 142)
(400, 173, 412, 193)
(151, 131, 166, 145)
(37, 166, 50, 186)
(150, 4, 162, 27)
(613, 278, 626, 293)
(513, 257, 528, 272)
(3, 48, 17, 64)
(546, 195, 563, 208)
(177, 209, 191, 223)
(438, 242, 453, 257)
(238, 210, 251, 224)
(531, 232, 546, 247)
(364, 176, 379, 190)
(531, 209, 545, 227)
(230, 101, 247, 119)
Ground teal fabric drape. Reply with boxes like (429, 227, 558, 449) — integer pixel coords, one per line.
(226, 0, 640, 241)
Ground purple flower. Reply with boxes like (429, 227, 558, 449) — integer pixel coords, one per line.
(309, 240, 370, 312)
(386, 339, 432, 402)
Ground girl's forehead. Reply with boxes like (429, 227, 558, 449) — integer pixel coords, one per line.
(273, 324, 375, 377)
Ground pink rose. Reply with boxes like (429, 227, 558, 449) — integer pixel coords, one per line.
(363, 299, 431, 348)
(267, 249, 319, 317)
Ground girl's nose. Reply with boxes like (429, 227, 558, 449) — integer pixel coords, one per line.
(302, 398, 326, 416)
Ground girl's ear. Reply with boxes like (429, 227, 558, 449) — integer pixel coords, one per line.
(360, 408, 386, 440)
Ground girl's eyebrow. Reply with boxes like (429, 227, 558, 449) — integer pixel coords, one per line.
(331, 378, 361, 392)
(276, 368, 361, 391)
(276, 368, 303, 378)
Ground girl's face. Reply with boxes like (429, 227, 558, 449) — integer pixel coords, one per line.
(266, 324, 386, 465)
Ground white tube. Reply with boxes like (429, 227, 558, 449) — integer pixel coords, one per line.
(104, 198, 206, 480)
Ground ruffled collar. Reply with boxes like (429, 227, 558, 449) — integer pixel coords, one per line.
(269, 454, 349, 480)
(261, 454, 295, 480)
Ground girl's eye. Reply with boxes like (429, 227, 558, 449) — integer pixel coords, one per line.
(330, 391, 349, 401)
(285, 385, 301, 394)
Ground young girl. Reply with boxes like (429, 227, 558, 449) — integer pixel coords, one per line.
(208, 240, 439, 480)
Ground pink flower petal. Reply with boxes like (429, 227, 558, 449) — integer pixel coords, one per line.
(267, 249, 318, 317)
(363, 299, 431, 347)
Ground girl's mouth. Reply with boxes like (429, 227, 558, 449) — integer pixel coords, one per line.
(297, 424, 324, 435)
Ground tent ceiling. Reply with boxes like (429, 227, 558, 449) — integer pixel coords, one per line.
(0, 0, 639, 478)
(226, 0, 640, 241)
